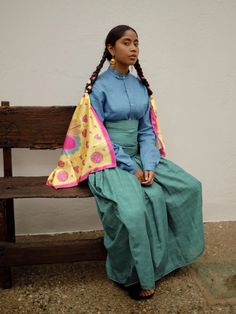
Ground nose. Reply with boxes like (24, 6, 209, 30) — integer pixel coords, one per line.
(130, 43, 138, 52)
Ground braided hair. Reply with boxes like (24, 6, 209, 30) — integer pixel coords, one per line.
(85, 25, 153, 96)
(134, 60, 153, 95)
(85, 49, 108, 93)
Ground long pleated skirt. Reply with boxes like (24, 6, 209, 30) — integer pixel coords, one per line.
(88, 120, 205, 290)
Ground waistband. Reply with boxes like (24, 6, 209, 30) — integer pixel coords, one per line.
(104, 120, 139, 157)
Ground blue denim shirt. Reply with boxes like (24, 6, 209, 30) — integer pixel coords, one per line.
(90, 66, 160, 173)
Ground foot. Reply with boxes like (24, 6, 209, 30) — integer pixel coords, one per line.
(139, 289, 155, 298)
(127, 283, 155, 300)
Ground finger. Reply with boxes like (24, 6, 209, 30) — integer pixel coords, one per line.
(143, 173, 155, 185)
(141, 174, 148, 183)
(144, 170, 149, 181)
(147, 171, 155, 181)
(149, 172, 155, 182)
(141, 178, 153, 185)
(141, 179, 151, 184)
(142, 171, 153, 183)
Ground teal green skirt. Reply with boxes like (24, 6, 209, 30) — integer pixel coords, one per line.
(88, 120, 204, 290)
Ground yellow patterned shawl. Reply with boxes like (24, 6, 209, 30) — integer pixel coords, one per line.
(46, 92, 166, 189)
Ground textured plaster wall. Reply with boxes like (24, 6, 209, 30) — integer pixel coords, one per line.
(0, 0, 235, 234)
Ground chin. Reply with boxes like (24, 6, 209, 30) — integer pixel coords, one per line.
(128, 61, 136, 66)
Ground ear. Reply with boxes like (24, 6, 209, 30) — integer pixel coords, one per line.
(107, 44, 115, 57)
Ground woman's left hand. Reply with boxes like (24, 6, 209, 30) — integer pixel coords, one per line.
(141, 170, 155, 186)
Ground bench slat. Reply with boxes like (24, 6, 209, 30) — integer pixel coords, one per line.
(0, 106, 75, 148)
(0, 176, 92, 199)
(0, 238, 106, 266)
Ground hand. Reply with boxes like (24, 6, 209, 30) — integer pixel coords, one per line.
(134, 168, 144, 183)
(141, 170, 155, 186)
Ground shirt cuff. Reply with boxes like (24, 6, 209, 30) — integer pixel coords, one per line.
(142, 159, 160, 172)
(117, 159, 139, 174)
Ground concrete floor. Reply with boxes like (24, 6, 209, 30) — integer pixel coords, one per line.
(0, 222, 235, 314)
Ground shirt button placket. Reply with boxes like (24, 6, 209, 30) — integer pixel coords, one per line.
(124, 78, 132, 120)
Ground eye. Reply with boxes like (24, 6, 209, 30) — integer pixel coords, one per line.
(124, 41, 130, 46)
(134, 42, 139, 47)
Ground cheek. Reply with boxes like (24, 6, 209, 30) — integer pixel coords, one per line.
(116, 47, 128, 58)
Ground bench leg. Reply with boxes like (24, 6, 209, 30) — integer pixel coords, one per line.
(0, 199, 13, 288)
(6, 199, 15, 243)
(0, 266, 12, 289)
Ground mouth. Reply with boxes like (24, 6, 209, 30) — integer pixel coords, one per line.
(129, 55, 137, 60)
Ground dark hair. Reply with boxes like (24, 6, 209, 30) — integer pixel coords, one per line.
(85, 25, 153, 95)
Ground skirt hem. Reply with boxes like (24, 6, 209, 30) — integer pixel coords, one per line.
(108, 245, 205, 290)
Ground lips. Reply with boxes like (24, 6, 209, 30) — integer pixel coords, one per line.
(129, 55, 137, 60)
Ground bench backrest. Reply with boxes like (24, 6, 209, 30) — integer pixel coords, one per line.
(0, 101, 75, 177)
(0, 101, 75, 149)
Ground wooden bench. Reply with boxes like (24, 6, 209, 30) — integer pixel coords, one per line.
(0, 101, 106, 289)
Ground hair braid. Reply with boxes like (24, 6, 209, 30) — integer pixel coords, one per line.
(134, 60, 153, 96)
(85, 49, 108, 93)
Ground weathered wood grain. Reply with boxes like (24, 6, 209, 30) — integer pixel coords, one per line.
(0, 238, 106, 267)
(0, 106, 76, 148)
(0, 102, 98, 289)
(0, 200, 13, 288)
(0, 176, 93, 199)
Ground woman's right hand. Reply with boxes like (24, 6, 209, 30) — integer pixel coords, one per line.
(134, 168, 144, 183)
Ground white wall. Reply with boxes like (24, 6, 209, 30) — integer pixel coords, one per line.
(0, 0, 235, 234)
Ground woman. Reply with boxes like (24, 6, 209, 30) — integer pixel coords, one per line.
(86, 25, 204, 300)
(48, 25, 205, 300)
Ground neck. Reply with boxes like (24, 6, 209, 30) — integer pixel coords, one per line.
(112, 64, 129, 74)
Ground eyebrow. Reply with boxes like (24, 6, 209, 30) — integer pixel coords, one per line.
(122, 37, 139, 42)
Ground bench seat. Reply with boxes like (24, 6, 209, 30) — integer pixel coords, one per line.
(0, 176, 93, 199)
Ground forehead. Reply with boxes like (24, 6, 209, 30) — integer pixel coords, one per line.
(120, 29, 138, 41)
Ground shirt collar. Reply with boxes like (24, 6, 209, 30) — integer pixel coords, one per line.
(107, 66, 130, 80)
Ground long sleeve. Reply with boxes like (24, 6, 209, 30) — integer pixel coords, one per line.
(138, 101, 161, 171)
(90, 84, 138, 174)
